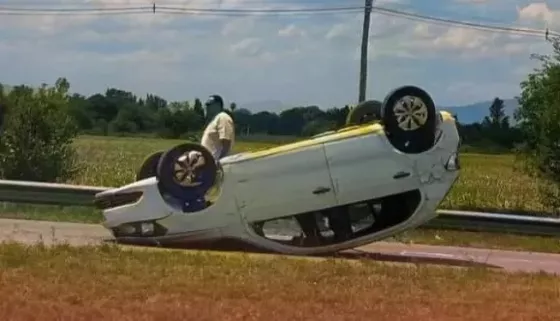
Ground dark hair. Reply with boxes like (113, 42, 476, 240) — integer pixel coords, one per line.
(205, 95, 224, 109)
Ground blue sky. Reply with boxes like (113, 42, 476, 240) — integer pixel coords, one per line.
(0, 0, 558, 110)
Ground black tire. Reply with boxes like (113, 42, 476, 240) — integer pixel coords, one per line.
(381, 85, 437, 154)
(156, 143, 218, 202)
(136, 151, 163, 181)
(345, 100, 382, 126)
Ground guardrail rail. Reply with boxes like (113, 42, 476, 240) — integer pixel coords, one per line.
(0, 179, 108, 207)
(0, 179, 559, 237)
(429, 210, 560, 237)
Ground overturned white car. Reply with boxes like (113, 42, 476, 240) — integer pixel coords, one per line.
(94, 85, 461, 255)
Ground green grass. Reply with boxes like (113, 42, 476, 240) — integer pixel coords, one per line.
(0, 203, 100, 223)
(440, 152, 546, 214)
(68, 135, 277, 187)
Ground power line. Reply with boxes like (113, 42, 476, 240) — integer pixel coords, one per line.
(157, 5, 366, 17)
(0, 5, 365, 13)
(157, 5, 365, 13)
(0, 6, 151, 12)
(160, 9, 364, 17)
(0, 1, 541, 32)
(0, 3, 557, 38)
(0, 5, 364, 16)
(0, 0, 353, 3)
(0, 10, 364, 17)
(371, 6, 559, 38)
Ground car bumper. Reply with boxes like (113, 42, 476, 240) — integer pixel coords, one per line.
(95, 177, 176, 230)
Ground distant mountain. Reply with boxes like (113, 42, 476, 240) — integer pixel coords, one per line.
(438, 98, 520, 125)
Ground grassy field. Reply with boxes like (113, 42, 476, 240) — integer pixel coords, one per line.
(0, 135, 558, 253)
(0, 134, 550, 219)
(0, 242, 558, 321)
(65, 135, 548, 214)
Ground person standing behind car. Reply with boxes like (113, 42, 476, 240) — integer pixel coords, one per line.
(186, 95, 235, 164)
(181, 95, 235, 211)
(200, 94, 235, 161)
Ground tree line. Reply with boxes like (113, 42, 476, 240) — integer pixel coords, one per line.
(67, 89, 351, 139)
(56, 81, 521, 150)
(0, 73, 524, 181)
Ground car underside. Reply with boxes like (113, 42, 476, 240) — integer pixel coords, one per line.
(252, 189, 421, 247)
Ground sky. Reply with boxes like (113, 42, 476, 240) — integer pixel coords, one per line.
(0, 0, 558, 110)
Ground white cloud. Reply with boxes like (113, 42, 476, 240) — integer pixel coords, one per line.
(517, 2, 560, 29)
(326, 14, 539, 62)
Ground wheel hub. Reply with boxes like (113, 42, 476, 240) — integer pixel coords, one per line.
(393, 95, 428, 131)
(172, 151, 207, 187)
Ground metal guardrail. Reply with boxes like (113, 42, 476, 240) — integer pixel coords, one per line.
(0, 179, 559, 237)
(0, 179, 108, 207)
(427, 210, 560, 237)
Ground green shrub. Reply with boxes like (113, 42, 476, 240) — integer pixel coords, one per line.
(0, 78, 79, 182)
(516, 36, 560, 214)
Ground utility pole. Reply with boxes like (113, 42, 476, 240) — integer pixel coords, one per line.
(358, 0, 373, 103)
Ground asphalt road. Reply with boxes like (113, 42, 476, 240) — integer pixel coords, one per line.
(1, 218, 560, 275)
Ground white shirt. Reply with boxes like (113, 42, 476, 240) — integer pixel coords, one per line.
(200, 111, 235, 160)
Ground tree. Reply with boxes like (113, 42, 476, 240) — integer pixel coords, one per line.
(0, 78, 79, 182)
(157, 101, 203, 139)
(490, 98, 505, 124)
(482, 97, 510, 129)
(232, 108, 252, 135)
(479, 97, 515, 148)
(515, 36, 560, 213)
(145, 94, 167, 111)
(193, 98, 205, 123)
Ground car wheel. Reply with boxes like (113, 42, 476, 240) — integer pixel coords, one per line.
(156, 143, 218, 202)
(381, 85, 437, 154)
(136, 150, 164, 181)
(345, 100, 382, 126)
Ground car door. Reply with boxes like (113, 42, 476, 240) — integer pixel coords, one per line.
(324, 133, 419, 206)
(232, 143, 337, 223)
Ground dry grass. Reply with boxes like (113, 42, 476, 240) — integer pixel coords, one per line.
(0, 242, 559, 321)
